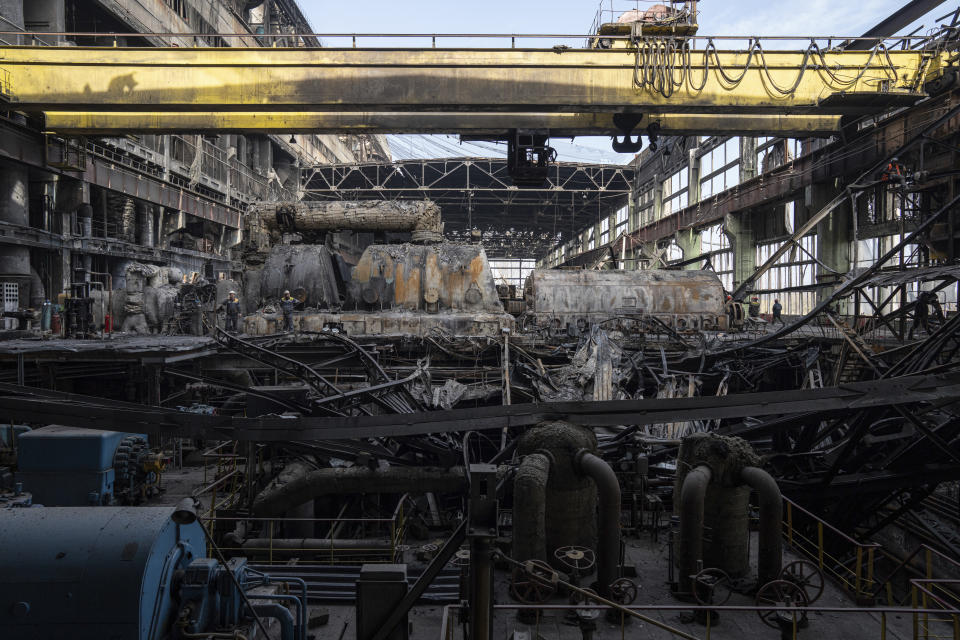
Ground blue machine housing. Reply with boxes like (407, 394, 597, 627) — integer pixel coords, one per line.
(0, 506, 205, 640)
(16, 425, 148, 505)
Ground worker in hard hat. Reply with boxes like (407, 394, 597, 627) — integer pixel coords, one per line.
(881, 157, 907, 187)
(748, 295, 761, 319)
(280, 290, 296, 332)
(223, 290, 241, 333)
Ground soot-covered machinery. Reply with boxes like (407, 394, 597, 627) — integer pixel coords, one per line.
(243, 242, 515, 337)
(16, 425, 165, 506)
(522, 269, 728, 335)
(0, 503, 305, 640)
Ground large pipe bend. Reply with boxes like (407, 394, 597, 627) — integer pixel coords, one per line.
(678, 464, 712, 595)
(250, 603, 296, 640)
(574, 449, 621, 598)
(740, 465, 783, 586)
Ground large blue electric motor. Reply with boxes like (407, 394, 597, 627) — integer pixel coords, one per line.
(0, 506, 303, 640)
(17, 425, 164, 506)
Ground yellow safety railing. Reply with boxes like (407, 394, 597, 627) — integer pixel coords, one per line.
(912, 579, 960, 640)
(196, 441, 249, 540)
(783, 497, 882, 600)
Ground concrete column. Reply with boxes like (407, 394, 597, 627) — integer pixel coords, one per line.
(22, 0, 64, 45)
(78, 204, 92, 238)
(0, 166, 30, 277)
(740, 137, 758, 183)
(675, 228, 702, 271)
(724, 211, 756, 291)
(812, 183, 851, 303)
(652, 173, 664, 222)
(138, 203, 155, 248)
(119, 198, 136, 243)
(688, 147, 701, 205)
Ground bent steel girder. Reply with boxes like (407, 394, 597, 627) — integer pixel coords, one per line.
(0, 45, 942, 114)
(1, 371, 959, 441)
(40, 111, 844, 137)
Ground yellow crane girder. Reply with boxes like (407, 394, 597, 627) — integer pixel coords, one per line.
(0, 45, 948, 115)
(40, 111, 843, 137)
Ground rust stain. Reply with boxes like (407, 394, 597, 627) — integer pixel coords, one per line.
(468, 255, 485, 282)
(393, 262, 407, 306)
(353, 254, 371, 283)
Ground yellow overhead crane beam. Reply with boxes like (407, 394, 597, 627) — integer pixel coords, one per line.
(41, 111, 844, 137)
(0, 45, 949, 115)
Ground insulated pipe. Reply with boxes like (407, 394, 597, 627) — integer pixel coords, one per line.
(740, 466, 783, 586)
(254, 200, 443, 241)
(252, 466, 468, 517)
(251, 603, 295, 640)
(512, 453, 550, 562)
(677, 464, 712, 595)
(574, 449, 621, 597)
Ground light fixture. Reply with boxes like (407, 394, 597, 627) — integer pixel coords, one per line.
(289, 134, 297, 144)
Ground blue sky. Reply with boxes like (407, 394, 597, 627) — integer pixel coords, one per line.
(301, 0, 933, 41)
(299, 1, 951, 162)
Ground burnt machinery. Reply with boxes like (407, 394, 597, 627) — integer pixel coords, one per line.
(522, 268, 728, 334)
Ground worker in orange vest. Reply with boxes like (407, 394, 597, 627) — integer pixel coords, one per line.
(881, 157, 907, 186)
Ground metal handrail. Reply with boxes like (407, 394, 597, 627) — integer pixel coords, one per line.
(783, 497, 882, 599)
(0, 30, 949, 43)
(440, 601, 960, 640)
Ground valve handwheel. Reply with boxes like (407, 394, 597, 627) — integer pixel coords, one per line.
(755, 579, 810, 629)
(510, 559, 558, 604)
(453, 549, 471, 568)
(692, 568, 732, 606)
(609, 577, 639, 605)
(553, 546, 597, 573)
(779, 560, 825, 604)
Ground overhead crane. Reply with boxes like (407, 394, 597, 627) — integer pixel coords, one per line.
(0, 43, 950, 116)
(0, 29, 955, 183)
(40, 111, 845, 138)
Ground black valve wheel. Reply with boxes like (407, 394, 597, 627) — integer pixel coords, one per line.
(452, 549, 471, 568)
(692, 568, 732, 606)
(510, 559, 558, 604)
(554, 546, 597, 574)
(755, 579, 810, 629)
(779, 560, 825, 604)
(609, 578, 639, 605)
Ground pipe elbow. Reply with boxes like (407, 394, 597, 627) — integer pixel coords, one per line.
(573, 449, 621, 598)
(740, 466, 779, 495)
(250, 603, 295, 640)
(680, 465, 712, 504)
(740, 465, 782, 585)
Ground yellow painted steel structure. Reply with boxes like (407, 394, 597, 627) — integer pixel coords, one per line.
(41, 111, 844, 136)
(0, 45, 949, 115)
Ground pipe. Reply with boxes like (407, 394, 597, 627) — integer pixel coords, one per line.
(574, 449, 621, 598)
(740, 466, 783, 586)
(250, 603, 295, 640)
(512, 453, 550, 562)
(254, 200, 443, 241)
(240, 538, 394, 553)
(252, 466, 468, 517)
(677, 464, 712, 595)
(248, 594, 305, 640)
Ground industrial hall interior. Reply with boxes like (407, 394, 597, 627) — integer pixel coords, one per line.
(5, 0, 960, 638)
